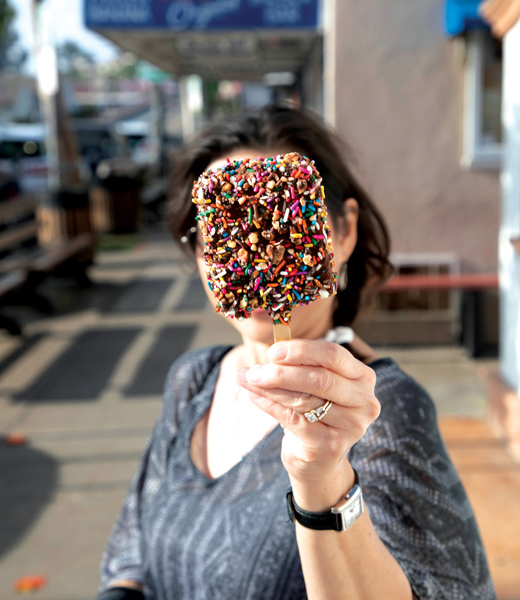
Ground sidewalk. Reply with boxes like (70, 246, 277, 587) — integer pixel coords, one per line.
(0, 229, 518, 600)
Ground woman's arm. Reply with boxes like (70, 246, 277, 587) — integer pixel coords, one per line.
(95, 583, 144, 600)
(290, 464, 413, 600)
(98, 422, 159, 595)
(107, 581, 143, 591)
(99, 466, 148, 592)
(238, 339, 413, 599)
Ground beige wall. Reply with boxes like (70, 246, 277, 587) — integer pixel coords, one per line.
(332, 0, 500, 272)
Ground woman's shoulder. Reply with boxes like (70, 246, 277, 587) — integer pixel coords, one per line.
(368, 356, 439, 426)
(336, 329, 437, 425)
(352, 356, 451, 492)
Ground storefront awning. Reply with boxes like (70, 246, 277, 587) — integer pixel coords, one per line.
(444, 0, 489, 36)
(84, 0, 322, 80)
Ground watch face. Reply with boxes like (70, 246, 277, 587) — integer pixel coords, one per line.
(332, 485, 363, 531)
(344, 496, 363, 527)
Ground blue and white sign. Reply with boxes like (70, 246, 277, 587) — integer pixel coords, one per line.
(84, 0, 319, 30)
(444, 0, 488, 36)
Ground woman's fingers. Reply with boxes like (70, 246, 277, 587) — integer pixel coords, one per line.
(267, 339, 370, 380)
(247, 387, 371, 431)
(246, 387, 372, 466)
(247, 384, 336, 416)
(240, 376, 372, 424)
(238, 362, 374, 409)
(236, 365, 380, 433)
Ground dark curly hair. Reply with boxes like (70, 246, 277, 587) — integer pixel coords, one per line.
(167, 104, 393, 327)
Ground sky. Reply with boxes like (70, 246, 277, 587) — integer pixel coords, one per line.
(13, 0, 118, 72)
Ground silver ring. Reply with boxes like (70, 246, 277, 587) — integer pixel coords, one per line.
(304, 400, 332, 423)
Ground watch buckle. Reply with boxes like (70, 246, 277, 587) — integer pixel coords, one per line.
(286, 490, 296, 523)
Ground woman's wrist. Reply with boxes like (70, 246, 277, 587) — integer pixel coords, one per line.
(288, 461, 356, 513)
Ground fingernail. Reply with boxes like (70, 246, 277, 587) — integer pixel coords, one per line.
(268, 343, 287, 361)
(246, 365, 263, 384)
(237, 367, 248, 383)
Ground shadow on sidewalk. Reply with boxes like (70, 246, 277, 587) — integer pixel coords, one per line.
(0, 443, 58, 559)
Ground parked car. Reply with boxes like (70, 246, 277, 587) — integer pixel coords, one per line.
(114, 119, 181, 168)
(114, 119, 151, 165)
(0, 124, 49, 194)
(74, 122, 122, 173)
(0, 174, 21, 202)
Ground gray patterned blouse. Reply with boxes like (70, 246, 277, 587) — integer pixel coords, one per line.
(99, 345, 496, 600)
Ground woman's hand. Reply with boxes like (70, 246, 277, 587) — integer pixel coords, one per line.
(237, 339, 380, 490)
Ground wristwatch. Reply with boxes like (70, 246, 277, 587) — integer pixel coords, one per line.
(286, 469, 364, 532)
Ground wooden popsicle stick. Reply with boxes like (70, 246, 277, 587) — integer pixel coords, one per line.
(273, 321, 291, 343)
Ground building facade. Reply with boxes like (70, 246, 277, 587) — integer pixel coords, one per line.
(328, 0, 500, 275)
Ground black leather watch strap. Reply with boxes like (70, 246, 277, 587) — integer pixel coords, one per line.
(287, 490, 344, 530)
(286, 469, 362, 532)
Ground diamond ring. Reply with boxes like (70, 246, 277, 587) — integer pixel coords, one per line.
(304, 400, 332, 423)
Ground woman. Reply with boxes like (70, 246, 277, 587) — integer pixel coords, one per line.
(96, 105, 496, 600)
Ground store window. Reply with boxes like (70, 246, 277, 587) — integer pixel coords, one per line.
(462, 28, 503, 169)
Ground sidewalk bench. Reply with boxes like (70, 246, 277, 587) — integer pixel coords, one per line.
(0, 196, 95, 335)
(379, 274, 499, 357)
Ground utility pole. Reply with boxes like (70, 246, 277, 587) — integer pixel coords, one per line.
(32, 0, 82, 192)
(149, 83, 166, 177)
(31, 0, 92, 247)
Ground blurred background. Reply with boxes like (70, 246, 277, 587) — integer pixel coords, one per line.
(0, 1, 519, 599)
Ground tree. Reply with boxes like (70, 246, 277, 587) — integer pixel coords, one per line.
(57, 41, 95, 77)
(0, 0, 27, 73)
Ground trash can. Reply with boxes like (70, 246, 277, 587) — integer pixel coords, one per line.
(90, 158, 144, 234)
(37, 187, 95, 273)
(38, 188, 92, 246)
(460, 289, 499, 358)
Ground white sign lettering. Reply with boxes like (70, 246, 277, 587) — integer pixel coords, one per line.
(87, 0, 151, 25)
(166, 0, 242, 29)
(247, 0, 314, 26)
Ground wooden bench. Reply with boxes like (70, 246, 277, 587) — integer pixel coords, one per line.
(0, 195, 95, 335)
(378, 273, 499, 357)
(0, 197, 39, 334)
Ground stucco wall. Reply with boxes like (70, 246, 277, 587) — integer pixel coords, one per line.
(332, 0, 500, 272)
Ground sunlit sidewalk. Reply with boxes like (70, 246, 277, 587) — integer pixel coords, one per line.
(0, 229, 517, 600)
(439, 418, 520, 600)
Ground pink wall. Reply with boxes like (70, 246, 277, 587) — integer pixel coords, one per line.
(333, 0, 500, 272)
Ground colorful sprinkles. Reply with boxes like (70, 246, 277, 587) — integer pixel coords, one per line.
(192, 152, 337, 324)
